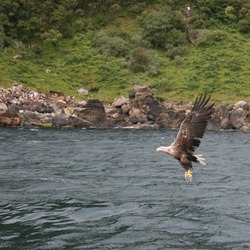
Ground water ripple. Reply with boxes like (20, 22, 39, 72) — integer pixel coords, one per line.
(0, 128, 250, 249)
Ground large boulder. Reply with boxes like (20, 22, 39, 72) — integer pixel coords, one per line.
(0, 111, 21, 126)
(72, 99, 108, 127)
(18, 110, 53, 127)
(128, 108, 148, 124)
(229, 101, 249, 129)
(106, 107, 128, 127)
(156, 109, 186, 128)
(112, 97, 129, 108)
(133, 85, 153, 99)
(207, 105, 231, 130)
(229, 109, 248, 129)
(52, 115, 70, 127)
(130, 85, 162, 122)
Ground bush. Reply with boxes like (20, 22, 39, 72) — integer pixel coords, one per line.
(128, 47, 161, 75)
(225, 6, 237, 21)
(128, 47, 149, 72)
(130, 34, 151, 48)
(41, 29, 62, 48)
(166, 46, 187, 59)
(139, 10, 177, 48)
(165, 29, 187, 49)
(238, 18, 250, 34)
(195, 30, 228, 47)
(93, 31, 130, 57)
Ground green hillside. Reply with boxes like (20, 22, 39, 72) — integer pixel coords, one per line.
(0, 1, 249, 104)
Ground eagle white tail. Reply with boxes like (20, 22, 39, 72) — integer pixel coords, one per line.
(195, 154, 206, 165)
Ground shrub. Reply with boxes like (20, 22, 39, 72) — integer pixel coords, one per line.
(128, 47, 149, 72)
(238, 18, 250, 34)
(166, 46, 187, 59)
(128, 47, 161, 75)
(195, 30, 228, 47)
(93, 31, 130, 57)
(165, 29, 187, 48)
(41, 29, 62, 48)
(225, 6, 237, 21)
(130, 34, 151, 48)
(139, 10, 177, 48)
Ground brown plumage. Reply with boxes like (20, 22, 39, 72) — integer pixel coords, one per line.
(156, 94, 214, 179)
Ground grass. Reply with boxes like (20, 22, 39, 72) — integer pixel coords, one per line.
(0, 21, 249, 105)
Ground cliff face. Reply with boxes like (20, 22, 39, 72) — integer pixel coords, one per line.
(0, 84, 249, 130)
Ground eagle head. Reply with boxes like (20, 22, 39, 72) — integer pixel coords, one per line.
(156, 146, 172, 155)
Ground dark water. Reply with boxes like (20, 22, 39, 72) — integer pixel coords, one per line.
(0, 128, 250, 250)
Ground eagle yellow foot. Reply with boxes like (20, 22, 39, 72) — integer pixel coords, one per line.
(184, 169, 192, 180)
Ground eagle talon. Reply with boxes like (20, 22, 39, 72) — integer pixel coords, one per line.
(185, 170, 192, 180)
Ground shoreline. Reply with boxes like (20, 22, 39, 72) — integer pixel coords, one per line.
(1, 84, 249, 131)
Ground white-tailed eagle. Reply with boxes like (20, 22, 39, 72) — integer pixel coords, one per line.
(156, 94, 214, 179)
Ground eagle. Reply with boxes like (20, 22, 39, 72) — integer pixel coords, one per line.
(156, 94, 214, 180)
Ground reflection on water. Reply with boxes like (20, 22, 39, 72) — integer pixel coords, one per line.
(0, 128, 250, 249)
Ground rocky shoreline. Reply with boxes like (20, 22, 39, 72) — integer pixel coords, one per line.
(0, 84, 249, 130)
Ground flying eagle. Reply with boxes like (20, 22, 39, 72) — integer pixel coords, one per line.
(156, 94, 214, 179)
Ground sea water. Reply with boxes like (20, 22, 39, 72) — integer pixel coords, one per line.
(0, 128, 250, 249)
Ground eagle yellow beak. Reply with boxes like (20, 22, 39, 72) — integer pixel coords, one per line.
(156, 147, 160, 152)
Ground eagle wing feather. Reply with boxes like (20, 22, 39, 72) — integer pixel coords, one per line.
(172, 93, 214, 154)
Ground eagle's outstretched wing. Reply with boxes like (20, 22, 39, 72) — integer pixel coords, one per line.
(172, 94, 214, 154)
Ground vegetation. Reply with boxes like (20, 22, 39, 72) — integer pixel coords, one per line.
(0, 0, 249, 103)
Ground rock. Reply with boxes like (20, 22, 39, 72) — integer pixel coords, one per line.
(63, 107, 74, 116)
(112, 97, 129, 108)
(22, 110, 40, 122)
(73, 107, 85, 115)
(208, 105, 231, 130)
(229, 101, 249, 129)
(0, 84, 249, 130)
(69, 116, 92, 128)
(233, 101, 248, 110)
(0, 111, 21, 126)
(106, 107, 129, 127)
(76, 99, 108, 127)
(207, 117, 222, 131)
(56, 100, 67, 107)
(0, 103, 8, 112)
(19, 110, 54, 127)
(77, 88, 88, 96)
(241, 124, 250, 131)
(121, 104, 130, 115)
(128, 108, 148, 124)
(135, 122, 159, 129)
(156, 109, 186, 128)
(13, 54, 22, 59)
(76, 100, 87, 108)
(37, 113, 53, 125)
(229, 109, 248, 129)
(130, 85, 162, 123)
(65, 95, 72, 103)
(52, 116, 70, 127)
(28, 101, 53, 113)
(12, 84, 23, 98)
(143, 95, 162, 121)
(133, 85, 153, 98)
